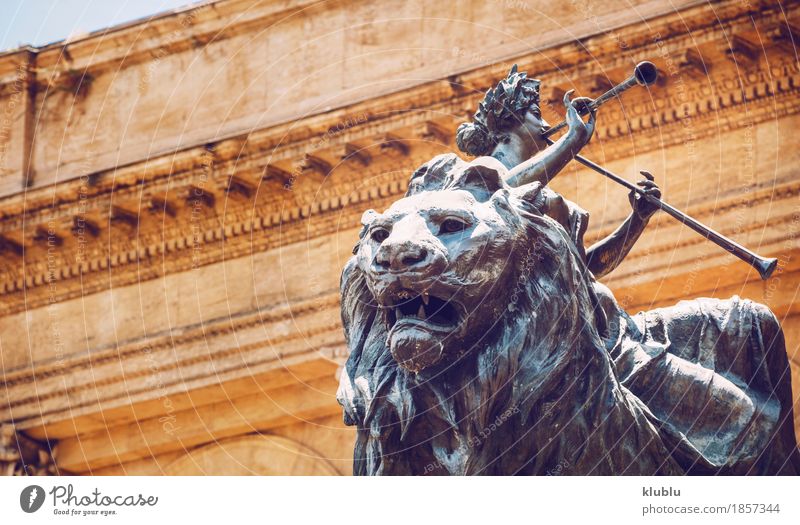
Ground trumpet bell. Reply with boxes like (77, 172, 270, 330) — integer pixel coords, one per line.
(634, 61, 659, 86)
(756, 257, 778, 280)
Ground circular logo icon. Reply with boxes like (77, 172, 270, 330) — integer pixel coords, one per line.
(20, 485, 45, 513)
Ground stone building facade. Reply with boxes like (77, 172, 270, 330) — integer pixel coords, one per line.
(0, 0, 798, 475)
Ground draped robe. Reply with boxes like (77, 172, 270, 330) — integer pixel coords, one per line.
(537, 185, 799, 474)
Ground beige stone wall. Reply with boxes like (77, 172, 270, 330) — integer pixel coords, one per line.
(0, 0, 693, 197)
(1, 0, 798, 475)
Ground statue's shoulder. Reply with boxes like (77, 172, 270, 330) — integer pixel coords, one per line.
(537, 188, 590, 255)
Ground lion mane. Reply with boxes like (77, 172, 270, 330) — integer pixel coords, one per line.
(337, 154, 681, 475)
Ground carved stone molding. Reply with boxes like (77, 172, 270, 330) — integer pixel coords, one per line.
(162, 434, 340, 475)
(0, 292, 344, 430)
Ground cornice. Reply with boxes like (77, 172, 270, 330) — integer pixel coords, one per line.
(0, 0, 327, 82)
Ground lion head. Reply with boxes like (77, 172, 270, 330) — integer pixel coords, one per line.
(336, 153, 630, 475)
(355, 156, 531, 372)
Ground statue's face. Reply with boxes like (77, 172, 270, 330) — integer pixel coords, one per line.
(524, 105, 544, 129)
(357, 189, 518, 372)
(516, 107, 548, 150)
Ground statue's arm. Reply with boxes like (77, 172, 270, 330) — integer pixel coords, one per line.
(505, 92, 595, 187)
(585, 171, 661, 278)
(585, 213, 648, 278)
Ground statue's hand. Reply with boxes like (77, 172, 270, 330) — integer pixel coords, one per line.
(629, 170, 662, 220)
(564, 91, 596, 144)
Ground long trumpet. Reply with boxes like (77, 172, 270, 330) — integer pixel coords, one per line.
(540, 61, 778, 280)
(542, 61, 659, 139)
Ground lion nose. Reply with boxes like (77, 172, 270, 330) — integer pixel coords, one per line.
(375, 241, 431, 272)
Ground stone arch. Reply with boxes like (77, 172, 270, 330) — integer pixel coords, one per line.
(163, 434, 340, 475)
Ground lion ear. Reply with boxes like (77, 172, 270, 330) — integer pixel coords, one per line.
(360, 209, 379, 227)
(354, 210, 380, 254)
(461, 164, 504, 195)
(512, 182, 545, 210)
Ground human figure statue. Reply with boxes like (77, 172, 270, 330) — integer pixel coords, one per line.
(337, 66, 800, 475)
(456, 65, 661, 279)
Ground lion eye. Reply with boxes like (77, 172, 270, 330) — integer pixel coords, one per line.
(439, 218, 469, 235)
(371, 228, 390, 243)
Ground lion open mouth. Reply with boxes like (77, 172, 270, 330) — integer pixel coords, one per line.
(386, 290, 460, 330)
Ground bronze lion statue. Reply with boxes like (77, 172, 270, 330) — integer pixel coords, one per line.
(336, 153, 800, 475)
(337, 66, 799, 475)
